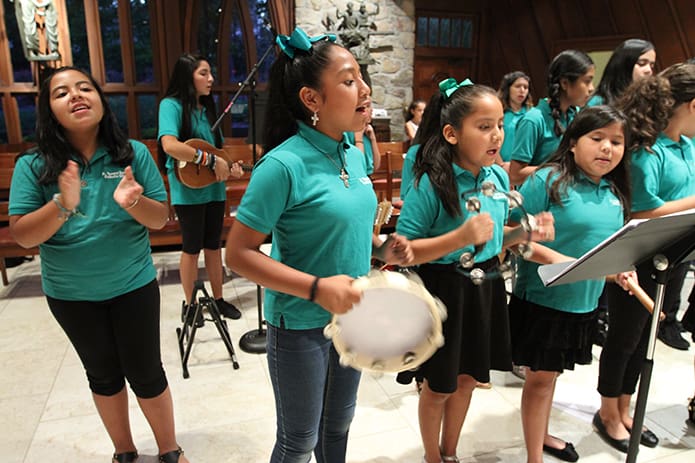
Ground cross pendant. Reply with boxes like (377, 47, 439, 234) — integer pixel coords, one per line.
(339, 168, 350, 188)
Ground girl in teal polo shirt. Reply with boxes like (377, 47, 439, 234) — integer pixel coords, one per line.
(587, 39, 656, 107)
(497, 71, 534, 169)
(158, 53, 244, 323)
(595, 62, 695, 453)
(9, 67, 189, 463)
(510, 50, 595, 186)
(396, 79, 554, 463)
(509, 106, 633, 463)
(224, 28, 412, 463)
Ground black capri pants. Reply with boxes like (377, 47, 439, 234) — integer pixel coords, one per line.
(46, 279, 168, 398)
(598, 261, 688, 397)
(175, 201, 225, 254)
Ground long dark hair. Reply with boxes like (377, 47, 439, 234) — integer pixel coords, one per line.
(413, 84, 499, 217)
(594, 39, 655, 105)
(158, 53, 222, 168)
(617, 62, 695, 152)
(544, 105, 632, 220)
(547, 50, 594, 137)
(30, 66, 133, 185)
(497, 71, 533, 111)
(263, 39, 340, 153)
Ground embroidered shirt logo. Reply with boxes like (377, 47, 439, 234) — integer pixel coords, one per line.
(102, 170, 125, 179)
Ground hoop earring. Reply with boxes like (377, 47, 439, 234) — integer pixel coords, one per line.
(311, 111, 319, 126)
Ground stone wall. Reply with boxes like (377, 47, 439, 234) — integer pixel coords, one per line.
(295, 0, 415, 142)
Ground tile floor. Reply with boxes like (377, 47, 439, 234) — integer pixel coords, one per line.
(1, 252, 694, 462)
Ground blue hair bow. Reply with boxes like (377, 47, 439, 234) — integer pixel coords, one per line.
(276, 27, 337, 59)
(439, 78, 474, 99)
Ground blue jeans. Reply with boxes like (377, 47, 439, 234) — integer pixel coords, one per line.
(267, 323, 361, 463)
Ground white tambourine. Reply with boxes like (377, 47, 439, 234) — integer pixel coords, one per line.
(323, 270, 447, 373)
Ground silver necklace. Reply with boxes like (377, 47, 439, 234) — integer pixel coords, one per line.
(321, 151, 350, 188)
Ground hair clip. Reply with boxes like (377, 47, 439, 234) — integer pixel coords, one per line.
(276, 27, 336, 59)
(439, 77, 474, 99)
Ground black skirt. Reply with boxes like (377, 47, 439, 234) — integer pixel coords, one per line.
(397, 259, 512, 393)
(508, 294, 598, 373)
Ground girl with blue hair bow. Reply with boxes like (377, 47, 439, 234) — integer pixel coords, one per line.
(225, 27, 412, 463)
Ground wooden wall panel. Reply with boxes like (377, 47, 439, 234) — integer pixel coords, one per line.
(464, 0, 695, 98)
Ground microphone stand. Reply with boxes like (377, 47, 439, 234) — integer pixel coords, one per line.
(228, 33, 276, 354)
(210, 41, 276, 142)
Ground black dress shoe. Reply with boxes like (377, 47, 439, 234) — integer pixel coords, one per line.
(626, 425, 659, 447)
(657, 323, 690, 350)
(113, 451, 138, 463)
(542, 442, 578, 462)
(593, 411, 629, 453)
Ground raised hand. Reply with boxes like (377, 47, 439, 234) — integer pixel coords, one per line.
(58, 160, 81, 210)
(529, 211, 555, 242)
(113, 166, 144, 209)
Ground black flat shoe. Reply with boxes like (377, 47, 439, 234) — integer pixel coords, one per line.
(626, 425, 659, 447)
(159, 446, 184, 463)
(593, 411, 629, 453)
(113, 451, 138, 463)
(542, 442, 578, 462)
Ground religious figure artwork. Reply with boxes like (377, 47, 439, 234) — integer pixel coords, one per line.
(323, 1, 387, 87)
(11, 0, 60, 61)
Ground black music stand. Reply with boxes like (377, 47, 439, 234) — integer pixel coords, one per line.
(176, 280, 240, 378)
(238, 242, 271, 353)
(538, 210, 695, 463)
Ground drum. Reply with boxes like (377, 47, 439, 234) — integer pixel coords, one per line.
(323, 270, 447, 373)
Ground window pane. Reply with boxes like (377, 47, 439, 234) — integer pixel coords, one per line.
(428, 17, 439, 47)
(248, 0, 272, 83)
(137, 94, 157, 138)
(4, 0, 32, 82)
(65, 0, 90, 72)
(227, 4, 246, 84)
(451, 18, 462, 48)
(198, 0, 223, 69)
(416, 17, 427, 46)
(99, 0, 123, 82)
(462, 19, 473, 48)
(16, 95, 37, 142)
(130, 0, 154, 83)
(0, 101, 7, 144)
(440, 18, 450, 47)
(230, 94, 248, 138)
(107, 95, 128, 133)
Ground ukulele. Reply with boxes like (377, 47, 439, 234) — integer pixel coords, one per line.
(175, 139, 252, 189)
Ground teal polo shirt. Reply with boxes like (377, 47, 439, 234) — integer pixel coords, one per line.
(345, 131, 375, 174)
(236, 122, 377, 330)
(500, 106, 528, 162)
(9, 141, 167, 301)
(511, 99, 577, 166)
(631, 133, 695, 212)
(400, 143, 419, 200)
(511, 167, 624, 313)
(586, 94, 605, 107)
(397, 164, 509, 264)
(157, 97, 226, 205)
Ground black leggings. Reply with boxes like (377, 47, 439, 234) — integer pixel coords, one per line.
(598, 262, 688, 397)
(175, 201, 225, 254)
(46, 279, 168, 398)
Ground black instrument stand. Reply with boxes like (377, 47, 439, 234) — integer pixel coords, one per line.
(176, 280, 240, 378)
(538, 211, 695, 463)
(238, 284, 267, 353)
(239, 242, 271, 353)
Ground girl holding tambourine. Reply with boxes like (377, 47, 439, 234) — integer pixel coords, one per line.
(396, 79, 554, 463)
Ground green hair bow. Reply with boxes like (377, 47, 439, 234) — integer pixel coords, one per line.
(276, 27, 337, 59)
(439, 78, 474, 99)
